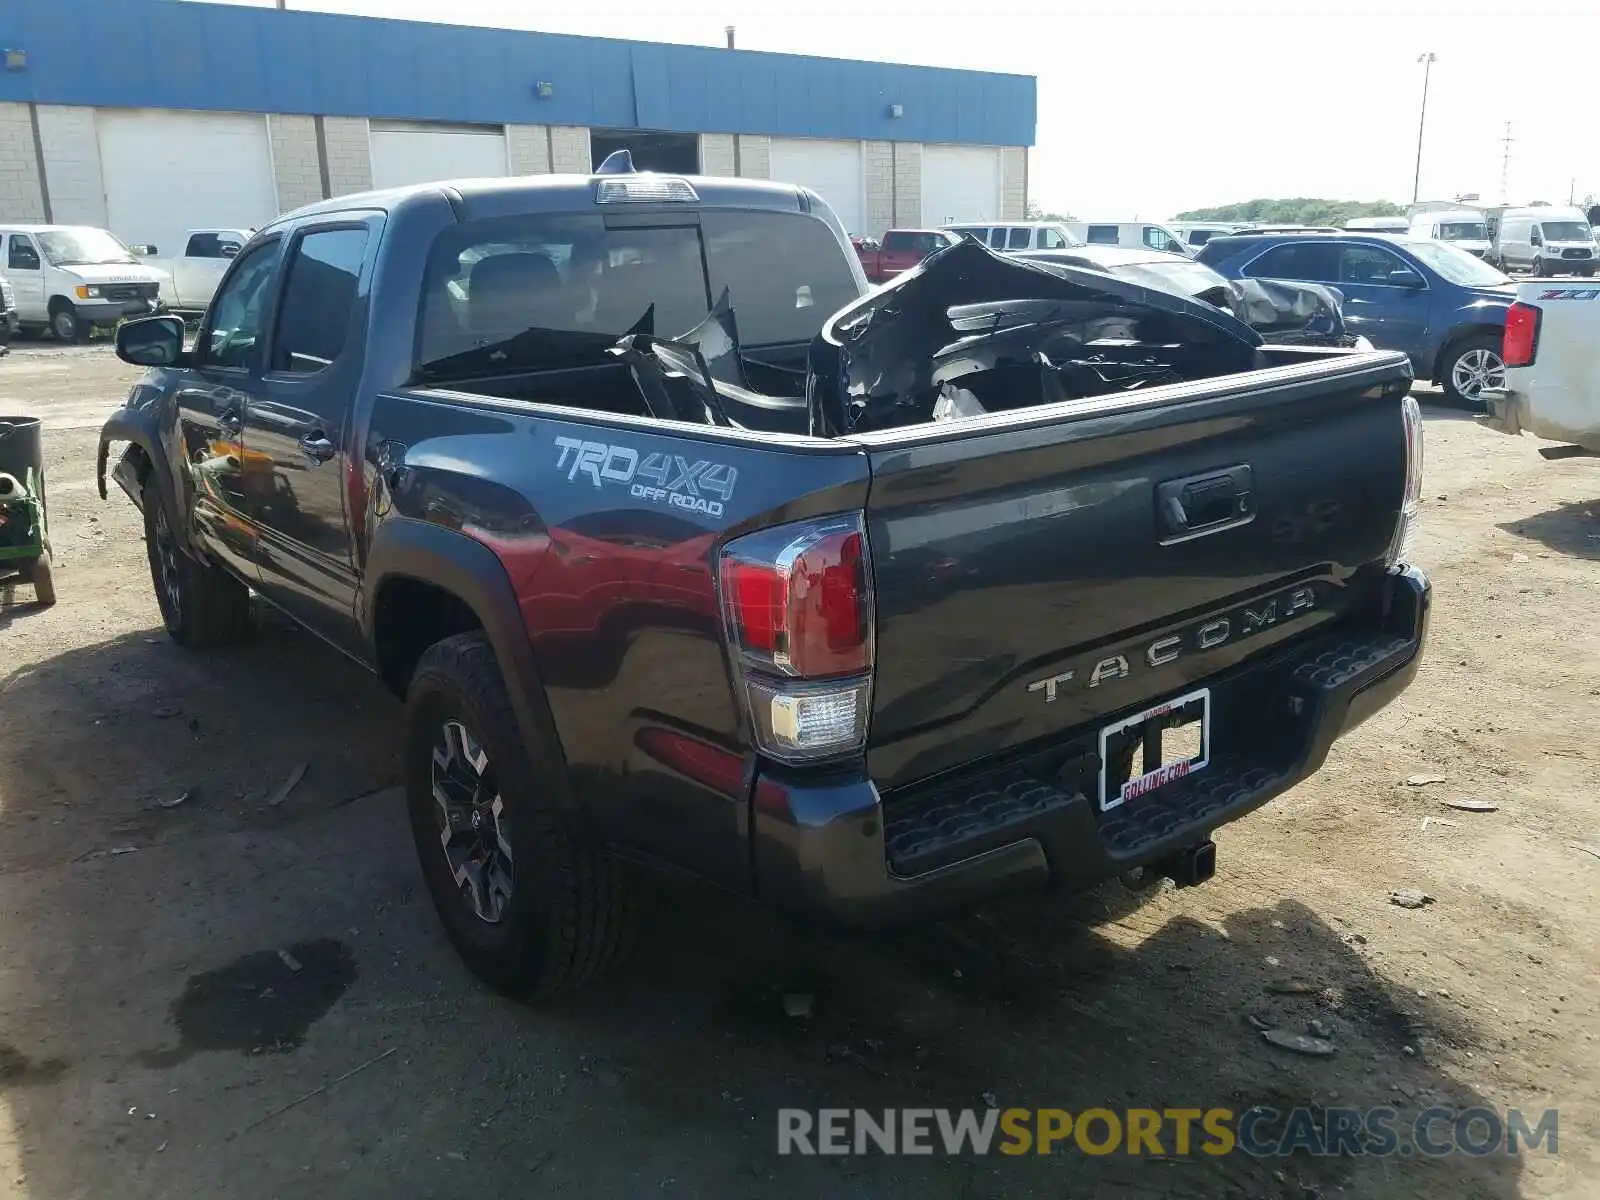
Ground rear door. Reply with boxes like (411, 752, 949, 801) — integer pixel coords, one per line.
(853, 355, 1411, 793)
(241, 218, 375, 653)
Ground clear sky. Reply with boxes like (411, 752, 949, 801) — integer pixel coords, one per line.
(209, 0, 1596, 217)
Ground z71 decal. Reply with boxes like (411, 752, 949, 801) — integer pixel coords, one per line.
(553, 436, 738, 518)
(1535, 288, 1600, 301)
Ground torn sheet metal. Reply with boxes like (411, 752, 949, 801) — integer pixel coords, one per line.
(806, 239, 1265, 437)
(1229, 278, 1352, 346)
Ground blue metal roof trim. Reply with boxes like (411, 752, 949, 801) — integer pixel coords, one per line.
(0, 0, 1036, 146)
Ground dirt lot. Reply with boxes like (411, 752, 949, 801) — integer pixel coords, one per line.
(1, 342, 1597, 1200)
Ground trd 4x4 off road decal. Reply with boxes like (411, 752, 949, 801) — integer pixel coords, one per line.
(553, 436, 738, 518)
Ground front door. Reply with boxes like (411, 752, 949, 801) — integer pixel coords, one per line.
(241, 221, 374, 654)
(5, 235, 47, 323)
(180, 235, 284, 580)
(1334, 243, 1431, 363)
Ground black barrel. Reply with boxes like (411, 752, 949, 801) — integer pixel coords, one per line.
(0, 415, 43, 484)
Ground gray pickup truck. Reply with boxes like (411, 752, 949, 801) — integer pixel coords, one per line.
(97, 158, 1430, 997)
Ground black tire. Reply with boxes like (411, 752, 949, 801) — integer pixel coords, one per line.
(23, 553, 55, 607)
(142, 478, 252, 646)
(1441, 332, 1506, 410)
(1532, 257, 1549, 278)
(404, 631, 636, 999)
(49, 303, 88, 344)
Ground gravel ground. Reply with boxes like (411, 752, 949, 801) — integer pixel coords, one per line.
(0, 341, 1596, 1200)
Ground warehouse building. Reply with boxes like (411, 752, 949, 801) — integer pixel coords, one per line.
(0, 0, 1035, 260)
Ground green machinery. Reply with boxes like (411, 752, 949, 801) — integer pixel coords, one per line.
(0, 416, 56, 607)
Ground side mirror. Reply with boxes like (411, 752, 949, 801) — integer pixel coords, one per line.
(129, 244, 159, 257)
(1388, 269, 1425, 289)
(1530, 234, 1543, 247)
(115, 315, 187, 367)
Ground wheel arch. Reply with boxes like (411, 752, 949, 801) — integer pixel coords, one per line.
(97, 407, 190, 549)
(364, 516, 577, 811)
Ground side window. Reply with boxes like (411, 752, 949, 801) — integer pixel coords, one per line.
(1038, 228, 1067, 250)
(186, 233, 221, 258)
(987, 228, 1008, 249)
(1188, 230, 1212, 246)
(1143, 226, 1172, 250)
(271, 228, 369, 374)
(1245, 242, 1339, 283)
(1339, 244, 1409, 285)
(881, 231, 911, 253)
(7, 236, 40, 270)
(1008, 227, 1033, 250)
(1086, 225, 1119, 245)
(202, 239, 281, 370)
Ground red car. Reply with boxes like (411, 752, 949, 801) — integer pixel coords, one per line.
(855, 228, 960, 284)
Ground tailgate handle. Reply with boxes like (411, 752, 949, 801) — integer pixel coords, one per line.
(1157, 465, 1254, 542)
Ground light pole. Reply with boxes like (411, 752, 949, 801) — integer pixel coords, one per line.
(1412, 52, 1436, 205)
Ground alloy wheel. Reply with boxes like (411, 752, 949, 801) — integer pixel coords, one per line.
(430, 719, 515, 924)
(151, 501, 184, 621)
(1451, 347, 1505, 403)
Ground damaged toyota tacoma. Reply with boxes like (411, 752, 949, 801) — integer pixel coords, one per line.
(96, 157, 1430, 997)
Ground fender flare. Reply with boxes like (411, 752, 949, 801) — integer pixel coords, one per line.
(364, 516, 578, 813)
(97, 407, 189, 548)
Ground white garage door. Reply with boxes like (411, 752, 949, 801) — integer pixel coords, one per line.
(99, 110, 278, 261)
(370, 122, 509, 191)
(922, 145, 1001, 227)
(768, 138, 864, 236)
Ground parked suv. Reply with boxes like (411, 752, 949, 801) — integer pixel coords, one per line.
(1198, 231, 1515, 406)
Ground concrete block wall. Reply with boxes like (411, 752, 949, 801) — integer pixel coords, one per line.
(735, 135, 770, 180)
(863, 140, 894, 237)
(1000, 146, 1027, 220)
(549, 125, 592, 174)
(36, 106, 108, 228)
(506, 124, 551, 175)
(698, 133, 736, 177)
(267, 114, 323, 211)
(322, 116, 373, 196)
(892, 141, 923, 228)
(0, 103, 46, 222)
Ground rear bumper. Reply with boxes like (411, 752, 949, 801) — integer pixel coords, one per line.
(751, 565, 1431, 928)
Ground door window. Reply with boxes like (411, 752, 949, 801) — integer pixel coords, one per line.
(202, 240, 281, 370)
(1244, 241, 1339, 283)
(271, 228, 370, 373)
(1143, 226, 1175, 251)
(1338, 244, 1410, 285)
(987, 228, 1009, 249)
(7, 236, 40, 271)
(1038, 228, 1070, 250)
(1086, 225, 1119, 245)
(1007, 227, 1034, 250)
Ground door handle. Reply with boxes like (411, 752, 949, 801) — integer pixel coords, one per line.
(299, 433, 337, 464)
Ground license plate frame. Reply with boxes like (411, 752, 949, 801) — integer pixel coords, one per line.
(1097, 688, 1211, 812)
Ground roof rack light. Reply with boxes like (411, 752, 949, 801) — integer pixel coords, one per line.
(595, 176, 699, 204)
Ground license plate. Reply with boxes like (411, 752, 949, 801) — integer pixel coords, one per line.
(1098, 688, 1210, 811)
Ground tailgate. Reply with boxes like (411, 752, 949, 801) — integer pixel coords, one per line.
(854, 351, 1413, 792)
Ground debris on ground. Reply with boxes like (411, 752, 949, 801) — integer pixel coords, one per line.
(1441, 800, 1498, 813)
(1403, 774, 1447, 787)
(1571, 842, 1600, 862)
(1308, 1018, 1332, 1039)
(1420, 817, 1458, 832)
(266, 762, 309, 807)
(1245, 1013, 1273, 1031)
(1261, 1030, 1336, 1057)
(1389, 889, 1435, 910)
(153, 705, 181, 719)
(235, 1046, 398, 1136)
(781, 993, 814, 1020)
(277, 949, 304, 973)
(156, 788, 195, 810)
(1511, 552, 1530, 564)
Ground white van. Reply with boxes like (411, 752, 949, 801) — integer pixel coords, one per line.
(1492, 207, 1598, 277)
(1406, 210, 1491, 258)
(0, 225, 168, 341)
(1170, 222, 1240, 250)
(942, 221, 1083, 252)
(1344, 217, 1411, 234)
(1065, 220, 1194, 256)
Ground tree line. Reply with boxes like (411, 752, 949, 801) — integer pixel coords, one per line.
(1173, 198, 1404, 226)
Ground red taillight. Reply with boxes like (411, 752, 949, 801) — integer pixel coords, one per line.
(1504, 302, 1541, 368)
(721, 521, 870, 678)
(719, 515, 874, 763)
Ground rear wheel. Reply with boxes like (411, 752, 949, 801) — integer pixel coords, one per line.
(142, 478, 252, 645)
(404, 632, 636, 999)
(22, 553, 55, 607)
(1443, 333, 1505, 409)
